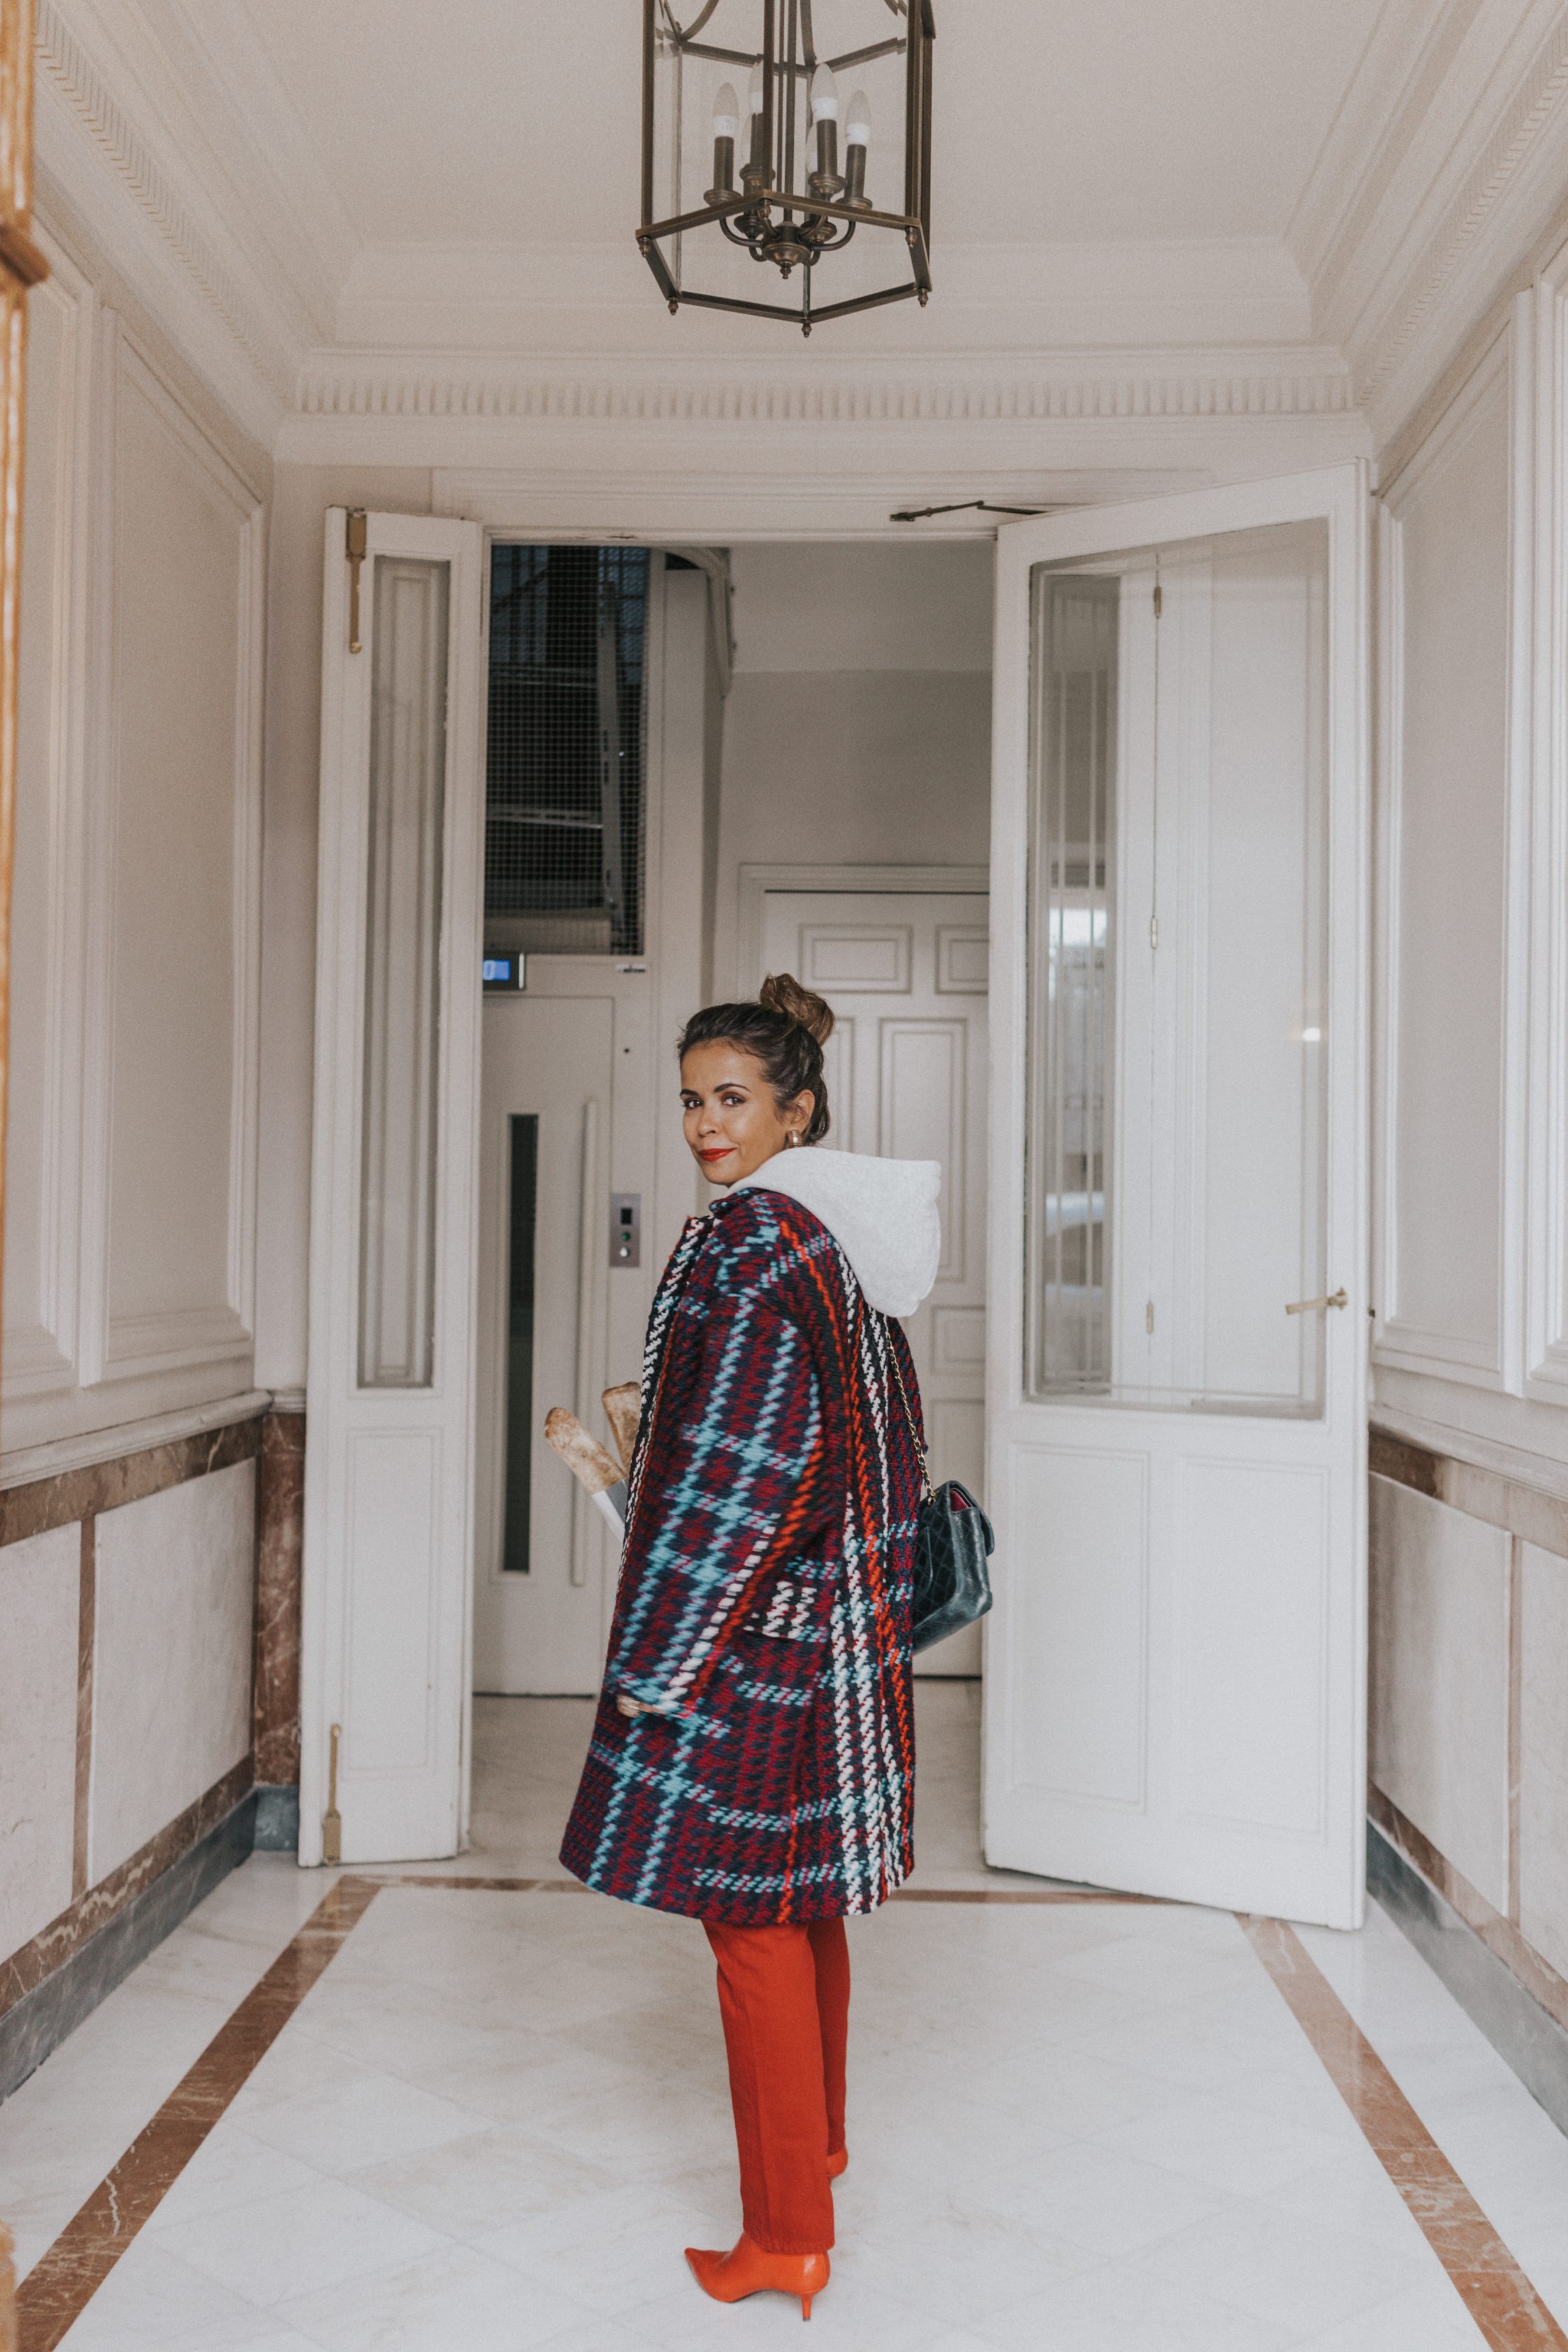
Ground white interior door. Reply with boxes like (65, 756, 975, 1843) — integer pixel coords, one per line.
(760, 888, 988, 1674)
(986, 466, 1370, 1925)
(474, 988, 618, 1694)
(300, 510, 486, 1865)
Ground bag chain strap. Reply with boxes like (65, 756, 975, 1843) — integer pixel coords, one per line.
(886, 1318, 935, 1504)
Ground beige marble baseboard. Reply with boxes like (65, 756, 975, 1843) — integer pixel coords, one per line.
(0, 1758, 253, 2026)
(1368, 1782, 1568, 2038)
(0, 1415, 263, 1549)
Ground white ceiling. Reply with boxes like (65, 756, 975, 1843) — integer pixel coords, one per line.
(54, 0, 1568, 472)
(239, 0, 1385, 255)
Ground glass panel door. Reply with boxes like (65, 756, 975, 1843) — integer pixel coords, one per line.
(985, 465, 1369, 1926)
(358, 556, 449, 1390)
(1026, 523, 1329, 1415)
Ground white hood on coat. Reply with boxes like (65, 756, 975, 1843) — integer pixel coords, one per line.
(735, 1147, 941, 1318)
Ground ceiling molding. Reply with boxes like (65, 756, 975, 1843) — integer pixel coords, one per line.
(29, 0, 367, 444)
(149, 0, 358, 338)
(1357, 8, 1568, 428)
(36, 4, 274, 372)
(1294, 0, 1568, 446)
(417, 465, 1251, 545)
(1287, 0, 1466, 300)
(295, 354, 1361, 430)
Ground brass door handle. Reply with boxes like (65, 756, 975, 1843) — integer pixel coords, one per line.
(1284, 1288, 1348, 1316)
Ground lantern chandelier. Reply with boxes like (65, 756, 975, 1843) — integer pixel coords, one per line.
(639, 0, 934, 335)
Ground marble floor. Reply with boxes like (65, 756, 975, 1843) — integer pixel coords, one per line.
(4, 1681, 1567, 2351)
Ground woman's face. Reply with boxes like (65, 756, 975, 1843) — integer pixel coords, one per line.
(680, 1042, 814, 1185)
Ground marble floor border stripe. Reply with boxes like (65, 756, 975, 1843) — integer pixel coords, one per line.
(19, 1876, 1562, 2351)
(15, 1875, 379, 2352)
(1242, 1914, 1568, 2352)
(365, 1873, 1147, 1904)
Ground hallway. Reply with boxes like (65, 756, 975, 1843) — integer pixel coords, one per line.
(4, 1686, 1567, 2351)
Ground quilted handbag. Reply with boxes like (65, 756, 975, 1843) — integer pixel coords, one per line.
(887, 1325, 995, 1653)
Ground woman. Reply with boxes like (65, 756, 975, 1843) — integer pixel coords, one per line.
(560, 972, 938, 2318)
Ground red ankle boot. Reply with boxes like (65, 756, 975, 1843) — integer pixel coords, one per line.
(685, 2234, 830, 2318)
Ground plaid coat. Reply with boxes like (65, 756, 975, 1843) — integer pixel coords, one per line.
(560, 1185, 925, 1924)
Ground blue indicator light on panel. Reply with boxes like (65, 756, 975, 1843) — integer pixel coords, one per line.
(482, 958, 510, 983)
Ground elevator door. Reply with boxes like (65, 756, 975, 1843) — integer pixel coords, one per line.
(473, 993, 615, 1694)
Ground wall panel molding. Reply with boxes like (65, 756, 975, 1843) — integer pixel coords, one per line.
(94, 332, 265, 1387)
(2, 234, 95, 1403)
(1373, 330, 1516, 1389)
(1522, 268, 1568, 1399)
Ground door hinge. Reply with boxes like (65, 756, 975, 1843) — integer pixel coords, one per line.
(346, 510, 368, 654)
(1149, 913, 1159, 950)
(1146, 1300, 1155, 1335)
(1153, 580, 1163, 618)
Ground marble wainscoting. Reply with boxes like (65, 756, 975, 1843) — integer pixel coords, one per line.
(1368, 1422, 1568, 2134)
(252, 1408, 304, 1851)
(0, 1415, 266, 2101)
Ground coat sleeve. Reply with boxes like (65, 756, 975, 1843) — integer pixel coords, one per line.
(606, 1287, 825, 1718)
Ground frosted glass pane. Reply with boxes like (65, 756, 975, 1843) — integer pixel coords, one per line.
(1025, 575, 1116, 1394)
(358, 556, 449, 1390)
(1026, 522, 1329, 1416)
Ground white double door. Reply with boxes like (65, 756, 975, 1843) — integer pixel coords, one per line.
(986, 466, 1371, 1924)
(760, 888, 988, 1674)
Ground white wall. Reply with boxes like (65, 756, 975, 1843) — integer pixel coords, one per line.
(714, 542, 992, 989)
(1, 209, 270, 1984)
(2, 229, 268, 1468)
(1378, 344, 1511, 1388)
(1370, 286, 1568, 2007)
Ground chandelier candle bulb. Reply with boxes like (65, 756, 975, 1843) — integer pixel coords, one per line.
(810, 61, 840, 183)
(845, 87, 870, 205)
(746, 56, 769, 181)
(709, 80, 740, 198)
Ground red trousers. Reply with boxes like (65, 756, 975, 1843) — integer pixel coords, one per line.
(703, 1917, 848, 2255)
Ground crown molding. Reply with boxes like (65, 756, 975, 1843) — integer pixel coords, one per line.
(1296, 0, 1568, 448)
(146, 0, 358, 338)
(1287, 0, 1465, 299)
(279, 349, 1370, 489)
(31, 0, 342, 444)
(295, 350, 1360, 430)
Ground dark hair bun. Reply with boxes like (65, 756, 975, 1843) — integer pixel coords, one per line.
(759, 971, 835, 1046)
(678, 973, 835, 1144)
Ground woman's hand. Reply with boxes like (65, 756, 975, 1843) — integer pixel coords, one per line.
(615, 1694, 652, 1718)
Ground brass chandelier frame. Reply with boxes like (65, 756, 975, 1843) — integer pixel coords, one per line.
(638, 0, 934, 335)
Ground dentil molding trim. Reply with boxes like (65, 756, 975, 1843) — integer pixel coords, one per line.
(1360, 10, 1568, 414)
(296, 358, 1360, 428)
(34, 0, 287, 412)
